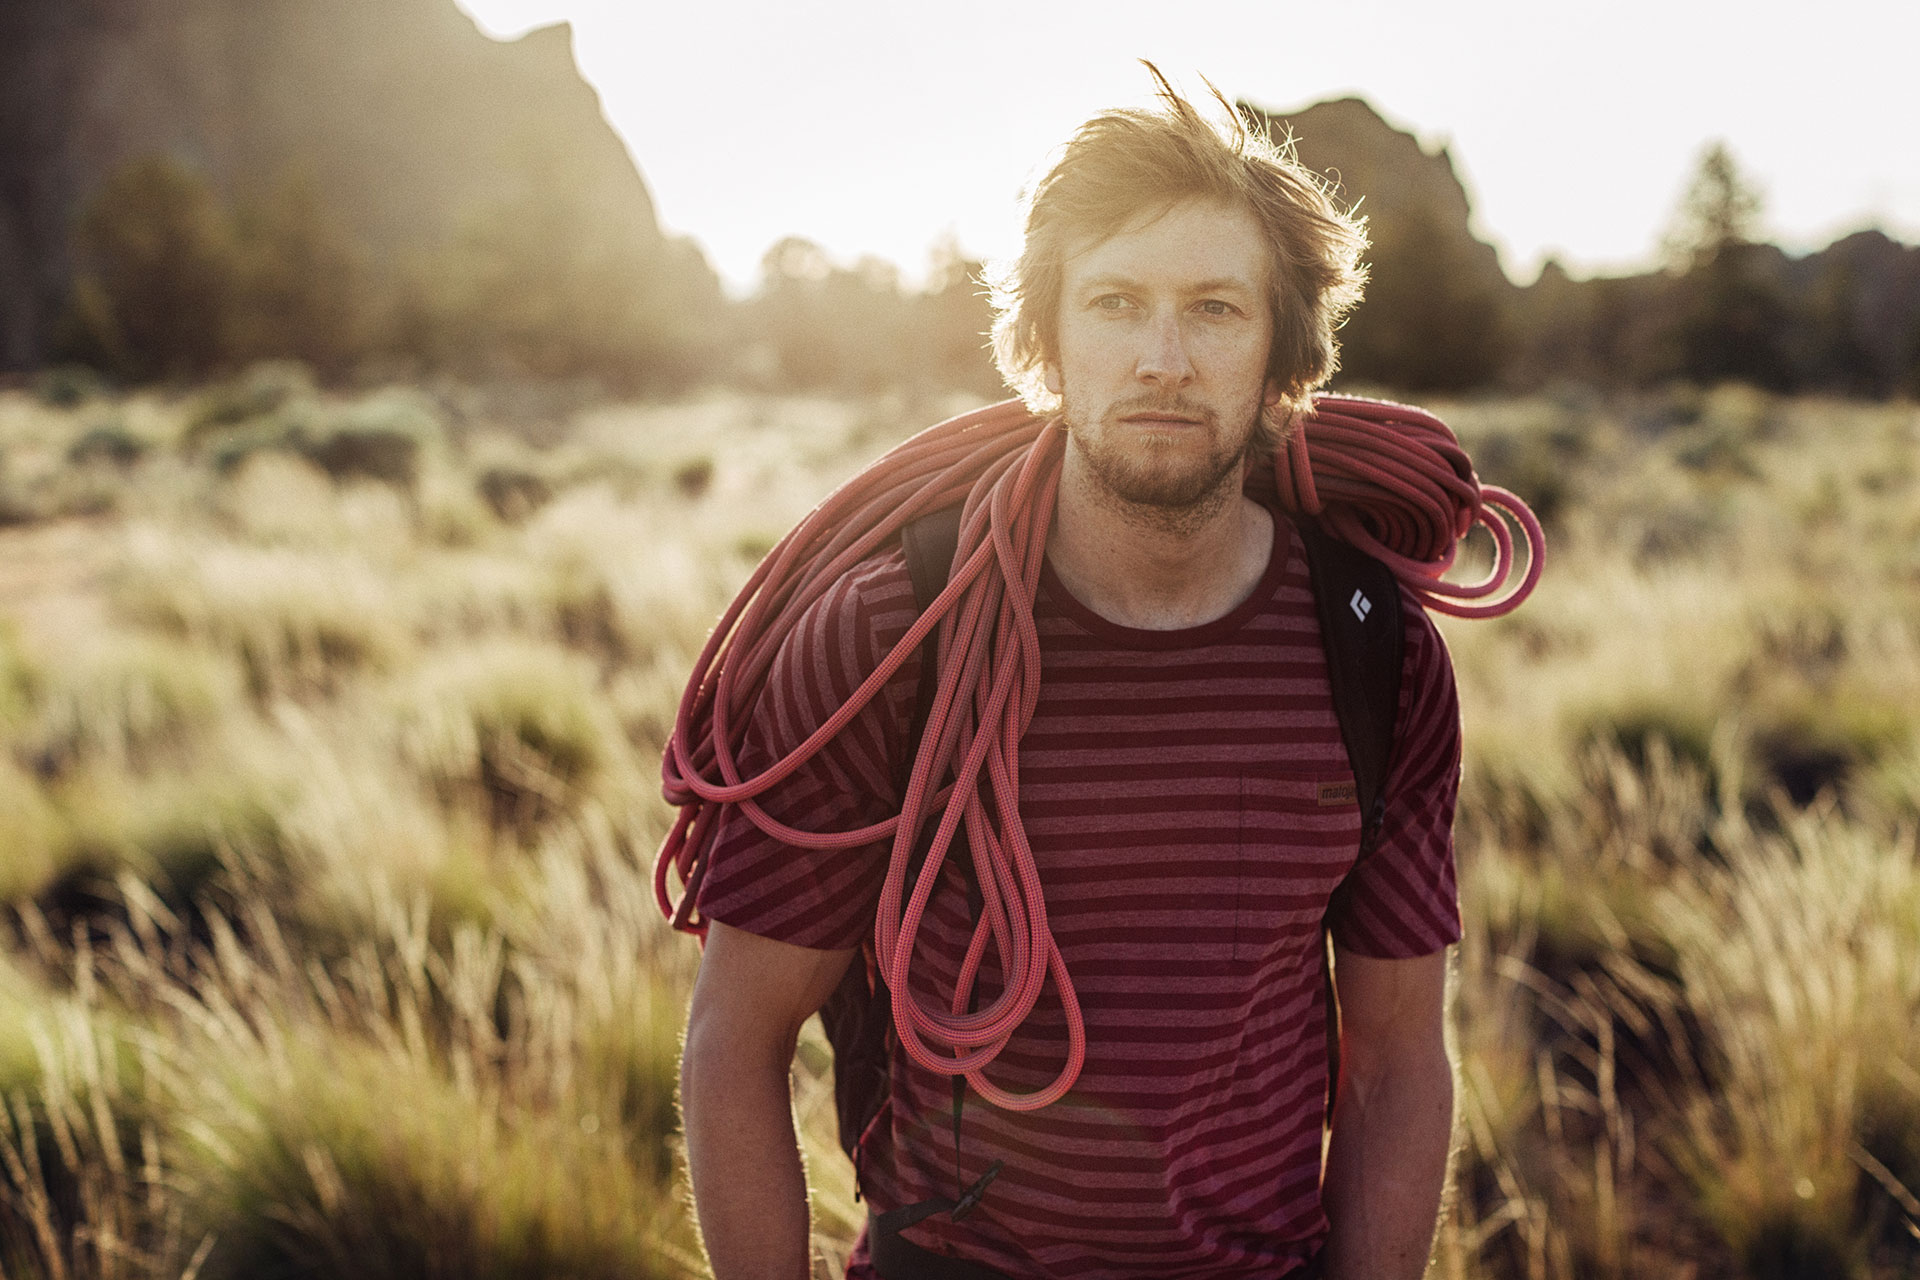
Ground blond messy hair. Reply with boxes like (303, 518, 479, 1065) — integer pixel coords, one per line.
(989, 64, 1368, 444)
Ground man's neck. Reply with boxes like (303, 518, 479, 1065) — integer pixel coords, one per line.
(1046, 449, 1276, 631)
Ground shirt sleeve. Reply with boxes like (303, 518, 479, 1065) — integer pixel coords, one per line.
(1327, 586, 1463, 957)
(693, 550, 922, 951)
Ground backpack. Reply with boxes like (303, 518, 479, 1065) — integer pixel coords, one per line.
(818, 503, 1404, 1224)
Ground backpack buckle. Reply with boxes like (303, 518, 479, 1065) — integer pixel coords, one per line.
(950, 1160, 1004, 1222)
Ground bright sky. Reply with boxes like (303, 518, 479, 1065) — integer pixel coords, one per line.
(458, 0, 1920, 295)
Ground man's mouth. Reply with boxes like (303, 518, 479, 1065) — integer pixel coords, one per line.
(1119, 411, 1205, 428)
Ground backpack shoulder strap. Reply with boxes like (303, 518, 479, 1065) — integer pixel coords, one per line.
(1298, 519, 1405, 1127)
(821, 507, 966, 1173)
(899, 503, 965, 751)
(1295, 519, 1403, 853)
(901, 503, 965, 610)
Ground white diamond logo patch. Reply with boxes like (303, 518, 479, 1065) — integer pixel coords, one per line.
(1349, 589, 1372, 622)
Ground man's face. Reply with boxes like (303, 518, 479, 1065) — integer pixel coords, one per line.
(1046, 198, 1280, 512)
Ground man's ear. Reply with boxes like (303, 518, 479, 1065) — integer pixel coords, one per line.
(1043, 363, 1062, 396)
(1263, 378, 1283, 408)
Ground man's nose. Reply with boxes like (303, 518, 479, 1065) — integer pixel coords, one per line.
(1135, 313, 1195, 387)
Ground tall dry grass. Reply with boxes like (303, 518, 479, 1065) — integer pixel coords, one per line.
(0, 370, 1914, 1277)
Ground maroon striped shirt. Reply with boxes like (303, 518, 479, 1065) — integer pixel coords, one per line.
(698, 512, 1462, 1278)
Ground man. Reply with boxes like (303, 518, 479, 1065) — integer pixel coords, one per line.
(680, 70, 1459, 1279)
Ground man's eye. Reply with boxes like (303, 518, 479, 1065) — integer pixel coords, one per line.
(1093, 295, 1130, 311)
(1197, 299, 1234, 317)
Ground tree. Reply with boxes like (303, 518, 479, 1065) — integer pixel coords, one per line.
(1663, 141, 1763, 271)
(747, 238, 916, 392)
(914, 236, 1004, 398)
(1661, 143, 1792, 387)
(231, 173, 371, 376)
(63, 159, 241, 380)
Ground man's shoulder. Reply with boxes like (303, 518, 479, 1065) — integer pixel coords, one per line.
(843, 544, 916, 606)
(1392, 579, 1456, 681)
(808, 544, 918, 639)
(770, 543, 922, 695)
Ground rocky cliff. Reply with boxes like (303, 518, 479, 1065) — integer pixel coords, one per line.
(1240, 96, 1515, 390)
(0, 0, 677, 371)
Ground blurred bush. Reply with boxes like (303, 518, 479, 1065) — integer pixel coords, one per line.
(395, 641, 618, 840)
(114, 543, 408, 699)
(183, 360, 317, 448)
(60, 158, 242, 382)
(739, 235, 1004, 398)
(477, 466, 553, 524)
(180, 1039, 678, 1280)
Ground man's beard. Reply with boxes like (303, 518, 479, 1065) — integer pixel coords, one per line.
(1065, 396, 1258, 514)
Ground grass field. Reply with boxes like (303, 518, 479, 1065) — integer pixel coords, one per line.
(0, 367, 1915, 1278)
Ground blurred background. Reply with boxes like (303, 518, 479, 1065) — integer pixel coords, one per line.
(0, 3, 1916, 1279)
(7, 0, 1920, 398)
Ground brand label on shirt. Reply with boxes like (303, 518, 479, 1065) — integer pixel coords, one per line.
(1317, 781, 1358, 806)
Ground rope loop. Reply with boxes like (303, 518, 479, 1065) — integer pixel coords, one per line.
(658, 394, 1543, 1108)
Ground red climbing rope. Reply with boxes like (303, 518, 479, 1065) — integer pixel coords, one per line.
(656, 394, 1543, 1110)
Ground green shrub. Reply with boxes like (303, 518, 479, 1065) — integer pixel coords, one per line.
(1632, 492, 1737, 564)
(573, 979, 683, 1181)
(189, 382, 441, 494)
(0, 471, 43, 526)
(671, 456, 714, 498)
(52, 763, 285, 913)
(34, 364, 109, 409)
(15, 636, 237, 776)
(114, 543, 406, 699)
(182, 1041, 679, 1280)
(0, 987, 156, 1280)
(1575, 697, 1721, 777)
(183, 360, 316, 448)
(296, 390, 445, 490)
(477, 466, 553, 523)
(1454, 409, 1592, 531)
(549, 571, 624, 662)
(395, 643, 619, 839)
(204, 421, 303, 478)
(1465, 741, 1701, 982)
(0, 761, 67, 904)
(1857, 737, 1920, 824)
(415, 468, 497, 548)
(1657, 810, 1920, 1273)
(62, 157, 241, 381)
(66, 420, 148, 469)
(302, 427, 419, 489)
(1627, 384, 1709, 435)
(1670, 418, 1762, 479)
(264, 752, 503, 953)
(0, 955, 45, 1097)
(1750, 712, 1893, 807)
(0, 626, 37, 731)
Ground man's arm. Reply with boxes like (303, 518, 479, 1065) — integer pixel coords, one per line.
(1320, 945, 1454, 1280)
(681, 920, 858, 1280)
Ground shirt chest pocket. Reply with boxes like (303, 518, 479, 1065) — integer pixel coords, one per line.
(1235, 770, 1364, 966)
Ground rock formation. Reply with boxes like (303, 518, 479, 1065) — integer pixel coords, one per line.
(1240, 96, 1515, 390)
(0, 0, 689, 371)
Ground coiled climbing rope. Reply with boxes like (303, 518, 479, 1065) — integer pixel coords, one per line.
(656, 394, 1543, 1110)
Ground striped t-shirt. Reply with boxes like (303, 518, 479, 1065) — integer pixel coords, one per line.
(697, 510, 1462, 1278)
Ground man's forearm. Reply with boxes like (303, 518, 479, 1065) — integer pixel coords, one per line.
(1319, 1046, 1453, 1280)
(680, 925, 857, 1280)
(681, 1029, 813, 1280)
